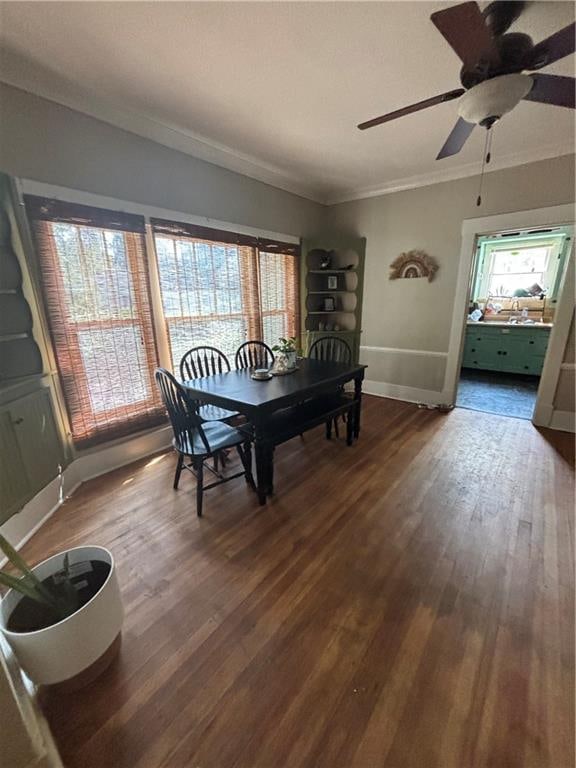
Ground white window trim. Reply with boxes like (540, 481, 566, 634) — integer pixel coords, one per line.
(17, 179, 300, 246)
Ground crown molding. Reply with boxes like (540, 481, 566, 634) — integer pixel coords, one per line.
(1, 58, 573, 209)
(325, 142, 576, 205)
(0, 68, 326, 204)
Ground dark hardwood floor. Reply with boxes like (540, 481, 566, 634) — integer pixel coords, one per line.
(21, 396, 574, 768)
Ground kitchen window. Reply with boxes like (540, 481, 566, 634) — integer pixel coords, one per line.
(474, 234, 567, 300)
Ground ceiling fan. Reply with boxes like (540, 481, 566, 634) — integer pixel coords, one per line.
(358, 1, 575, 160)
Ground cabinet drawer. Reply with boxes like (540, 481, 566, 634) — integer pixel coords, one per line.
(465, 328, 501, 343)
(519, 335, 550, 356)
(462, 353, 500, 371)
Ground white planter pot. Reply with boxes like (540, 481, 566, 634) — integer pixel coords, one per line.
(276, 351, 296, 369)
(0, 545, 123, 686)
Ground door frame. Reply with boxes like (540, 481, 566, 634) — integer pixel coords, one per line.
(443, 204, 574, 427)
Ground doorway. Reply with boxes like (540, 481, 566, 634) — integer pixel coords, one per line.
(443, 204, 575, 428)
(455, 228, 571, 420)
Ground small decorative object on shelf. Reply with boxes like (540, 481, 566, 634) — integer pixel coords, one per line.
(327, 275, 338, 290)
(323, 296, 336, 312)
(389, 250, 438, 282)
(271, 336, 298, 372)
(308, 249, 333, 270)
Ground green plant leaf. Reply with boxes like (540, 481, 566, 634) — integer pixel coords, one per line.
(0, 571, 51, 606)
(0, 534, 44, 588)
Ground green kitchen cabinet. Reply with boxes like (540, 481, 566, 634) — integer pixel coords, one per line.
(462, 324, 551, 376)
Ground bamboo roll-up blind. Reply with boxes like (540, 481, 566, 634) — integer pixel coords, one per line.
(25, 196, 165, 448)
(151, 219, 300, 369)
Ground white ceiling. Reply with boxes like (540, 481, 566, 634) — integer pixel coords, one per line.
(0, 1, 574, 203)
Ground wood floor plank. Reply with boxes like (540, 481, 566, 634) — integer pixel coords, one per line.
(15, 396, 573, 768)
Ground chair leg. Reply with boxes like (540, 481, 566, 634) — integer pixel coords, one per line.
(325, 419, 332, 440)
(346, 409, 354, 446)
(213, 453, 219, 473)
(237, 442, 255, 489)
(334, 416, 340, 438)
(195, 459, 204, 518)
(173, 453, 184, 489)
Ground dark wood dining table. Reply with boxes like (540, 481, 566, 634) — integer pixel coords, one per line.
(182, 358, 366, 504)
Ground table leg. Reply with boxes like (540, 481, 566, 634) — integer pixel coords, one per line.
(253, 426, 268, 505)
(267, 446, 275, 495)
(354, 375, 363, 439)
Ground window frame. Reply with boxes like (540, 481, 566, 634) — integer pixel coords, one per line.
(24, 197, 165, 449)
(474, 234, 566, 300)
(149, 218, 300, 371)
(20, 180, 301, 452)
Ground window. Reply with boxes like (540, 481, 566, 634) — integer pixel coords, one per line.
(487, 246, 551, 297)
(151, 219, 299, 369)
(25, 197, 164, 448)
(25, 200, 300, 448)
(259, 250, 299, 347)
(474, 235, 566, 300)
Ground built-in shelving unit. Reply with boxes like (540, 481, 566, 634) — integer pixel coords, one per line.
(301, 236, 366, 362)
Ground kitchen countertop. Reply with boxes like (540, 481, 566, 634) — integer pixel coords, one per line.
(467, 321, 554, 329)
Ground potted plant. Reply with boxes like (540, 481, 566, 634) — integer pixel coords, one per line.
(0, 534, 123, 686)
(272, 336, 298, 370)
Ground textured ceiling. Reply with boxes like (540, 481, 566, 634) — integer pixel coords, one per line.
(0, 1, 574, 203)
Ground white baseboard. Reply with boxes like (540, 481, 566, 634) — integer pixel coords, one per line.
(0, 471, 82, 561)
(74, 425, 172, 483)
(532, 401, 554, 428)
(1, 425, 172, 554)
(532, 401, 575, 432)
(363, 379, 445, 406)
(550, 409, 576, 433)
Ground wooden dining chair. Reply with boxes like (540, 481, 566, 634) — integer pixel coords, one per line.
(308, 336, 352, 364)
(308, 337, 353, 438)
(179, 346, 238, 423)
(155, 368, 254, 517)
(235, 341, 275, 370)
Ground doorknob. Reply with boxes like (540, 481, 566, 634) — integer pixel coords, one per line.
(12, 417, 24, 425)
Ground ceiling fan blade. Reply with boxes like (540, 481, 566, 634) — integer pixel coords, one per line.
(483, 1, 525, 37)
(358, 88, 464, 130)
(528, 22, 575, 70)
(430, 2, 501, 72)
(523, 74, 575, 109)
(436, 118, 475, 160)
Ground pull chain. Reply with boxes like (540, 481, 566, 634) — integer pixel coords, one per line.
(476, 126, 493, 207)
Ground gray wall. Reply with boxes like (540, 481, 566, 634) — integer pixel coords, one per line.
(325, 155, 576, 393)
(0, 82, 573, 406)
(0, 83, 323, 237)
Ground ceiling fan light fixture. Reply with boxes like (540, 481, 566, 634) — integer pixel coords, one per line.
(457, 73, 534, 125)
